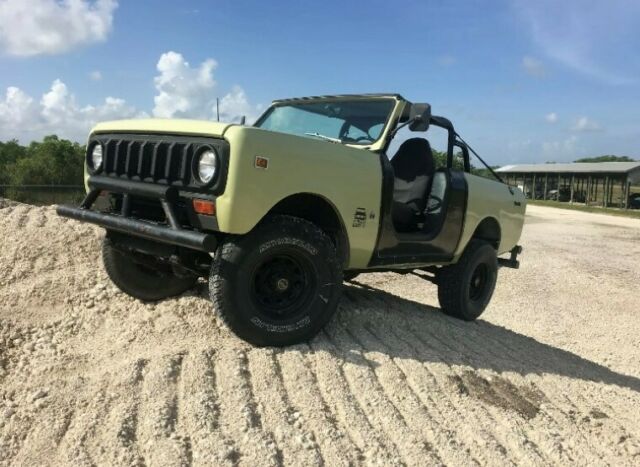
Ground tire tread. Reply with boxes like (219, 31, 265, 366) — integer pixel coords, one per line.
(437, 240, 497, 321)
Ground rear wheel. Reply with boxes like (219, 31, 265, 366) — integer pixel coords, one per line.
(102, 236, 198, 301)
(343, 271, 360, 282)
(437, 240, 498, 320)
(209, 215, 342, 346)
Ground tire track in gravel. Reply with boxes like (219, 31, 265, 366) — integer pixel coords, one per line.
(54, 386, 113, 466)
(344, 321, 480, 466)
(436, 313, 611, 462)
(374, 300, 552, 466)
(360, 320, 493, 465)
(461, 322, 638, 463)
(426, 296, 637, 462)
(246, 348, 323, 466)
(322, 328, 436, 465)
(24, 206, 47, 229)
(137, 353, 192, 467)
(338, 326, 449, 465)
(99, 358, 147, 467)
(308, 337, 404, 465)
(350, 289, 518, 465)
(415, 328, 560, 465)
(342, 289, 495, 464)
(6, 405, 74, 467)
(367, 282, 638, 464)
(213, 347, 281, 466)
(276, 346, 364, 466)
(2, 203, 25, 227)
(177, 349, 236, 466)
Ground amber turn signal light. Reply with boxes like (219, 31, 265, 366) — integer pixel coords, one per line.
(192, 199, 216, 216)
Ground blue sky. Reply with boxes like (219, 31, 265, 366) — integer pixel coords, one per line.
(0, 0, 638, 164)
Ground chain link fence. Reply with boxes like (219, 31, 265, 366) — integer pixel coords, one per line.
(0, 185, 85, 206)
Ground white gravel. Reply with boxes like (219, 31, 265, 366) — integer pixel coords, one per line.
(0, 201, 639, 466)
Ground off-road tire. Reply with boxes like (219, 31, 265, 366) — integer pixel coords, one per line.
(102, 237, 198, 301)
(209, 215, 342, 347)
(437, 240, 498, 321)
(343, 271, 360, 282)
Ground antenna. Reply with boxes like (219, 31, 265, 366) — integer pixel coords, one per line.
(216, 98, 220, 122)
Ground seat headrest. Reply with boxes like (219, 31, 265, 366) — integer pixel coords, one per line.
(391, 138, 435, 181)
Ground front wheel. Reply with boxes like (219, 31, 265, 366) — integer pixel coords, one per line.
(209, 215, 342, 346)
(102, 236, 198, 301)
(437, 240, 498, 321)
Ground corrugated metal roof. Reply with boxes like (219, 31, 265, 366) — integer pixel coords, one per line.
(496, 162, 640, 174)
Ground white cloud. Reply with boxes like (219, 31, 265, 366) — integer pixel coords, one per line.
(218, 86, 259, 124)
(89, 70, 102, 81)
(0, 0, 118, 56)
(0, 51, 259, 142)
(571, 116, 602, 132)
(0, 87, 39, 128)
(0, 79, 144, 142)
(513, 0, 640, 85)
(153, 51, 217, 119)
(522, 56, 546, 78)
(152, 51, 260, 123)
(545, 112, 558, 123)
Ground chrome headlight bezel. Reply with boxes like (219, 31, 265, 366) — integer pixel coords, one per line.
(194, 147, 219, 186)
(87, 142, 104, 174)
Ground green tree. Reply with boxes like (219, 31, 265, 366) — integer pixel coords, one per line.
(574, 155, 637, 163)
(9, 135, 84, 186)
(0, 139, 27, 184)
(432, 149, 465, 170)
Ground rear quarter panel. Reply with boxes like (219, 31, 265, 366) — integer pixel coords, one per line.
(455, 174, 526, 259)
(217, 126, 382, 268)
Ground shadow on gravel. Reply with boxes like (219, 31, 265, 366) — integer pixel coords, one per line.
(323, 283, 640, 393)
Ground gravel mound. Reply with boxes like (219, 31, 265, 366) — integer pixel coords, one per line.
(1, 201, 639, 466)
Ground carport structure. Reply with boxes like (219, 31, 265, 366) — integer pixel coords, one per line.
(496, 162, 640, 209)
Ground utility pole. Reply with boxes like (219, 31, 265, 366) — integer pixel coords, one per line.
(216, 98, 220, 122)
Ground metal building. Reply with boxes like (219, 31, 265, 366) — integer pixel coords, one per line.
(496, 162, 640, 208)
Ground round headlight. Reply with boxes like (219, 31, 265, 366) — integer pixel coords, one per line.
(197, 149, 218, 184)
(91, 144, 103, 171)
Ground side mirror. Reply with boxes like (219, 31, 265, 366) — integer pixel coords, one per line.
(408, 103, 431, 132)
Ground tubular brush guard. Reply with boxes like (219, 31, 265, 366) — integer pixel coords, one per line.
(56, 176, 217, 252)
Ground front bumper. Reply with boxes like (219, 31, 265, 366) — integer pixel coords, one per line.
(56, 176, 217, 252)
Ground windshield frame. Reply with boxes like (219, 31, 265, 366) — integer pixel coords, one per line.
(253, 95, 405, 151)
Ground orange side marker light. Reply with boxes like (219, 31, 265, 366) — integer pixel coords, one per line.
(193, 199, 216, 216)
(255, 156, 269, 169)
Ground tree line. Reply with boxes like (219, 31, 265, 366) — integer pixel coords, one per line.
(0, 135, 85, 187)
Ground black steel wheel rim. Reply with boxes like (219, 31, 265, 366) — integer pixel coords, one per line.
(469, 263, 489, 302)
(251, 252, 316, 319)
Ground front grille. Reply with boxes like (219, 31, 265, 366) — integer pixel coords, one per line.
(92, 134, 228, 190)
(102, 137, 194, 185)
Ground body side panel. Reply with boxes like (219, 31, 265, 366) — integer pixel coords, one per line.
(456, 174, 526, 259)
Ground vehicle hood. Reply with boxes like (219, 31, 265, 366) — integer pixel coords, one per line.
(90, 119, 236, 138)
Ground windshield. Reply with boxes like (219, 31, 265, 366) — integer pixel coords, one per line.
(255, 99, 395, 145)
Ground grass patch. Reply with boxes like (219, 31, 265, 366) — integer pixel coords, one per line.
(528, 200, 640, 219)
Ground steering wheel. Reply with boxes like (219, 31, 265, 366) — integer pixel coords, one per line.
(353, 136, 374, 143)
(425, 195, 443, 213)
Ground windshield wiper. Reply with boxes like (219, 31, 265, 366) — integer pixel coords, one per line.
(304, 132, 342, 143)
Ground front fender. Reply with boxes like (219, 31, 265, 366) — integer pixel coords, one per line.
(215, 126, 383, 268)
